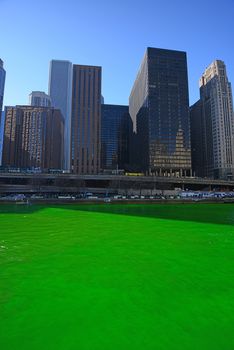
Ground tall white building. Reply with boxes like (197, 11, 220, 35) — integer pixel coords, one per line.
(29, 91, 51, 107)
(199, 60, 234, 179)
(48, 60, 72, 170)
(0, 59, 6, 113)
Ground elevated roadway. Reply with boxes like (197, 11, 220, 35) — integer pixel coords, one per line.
(0, 173, 234, 194)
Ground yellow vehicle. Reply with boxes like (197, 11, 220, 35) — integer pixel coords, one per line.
(125, 172, 145, 176)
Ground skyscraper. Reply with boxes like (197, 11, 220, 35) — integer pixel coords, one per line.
(101, 104, 132, 171)
(191, 60, 234, 179)
(129, 47, 191, 176)
(0, 60, 6, 166)
(0, 111, 5, 166)
(71, 64, 102, 174)
(0, 59, 6, 113)
(48, 60, 72, 170)
(29, 91, 51, 107)
(190, 100, 213, 178)
(2, 106, 64, 170)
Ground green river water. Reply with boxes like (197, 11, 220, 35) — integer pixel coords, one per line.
(0, 203, 234, 349)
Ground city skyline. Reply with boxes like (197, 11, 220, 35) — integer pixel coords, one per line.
(1, 47, 234, 179)
(1, 51, 233, 110)
(0, 0, 233, 108)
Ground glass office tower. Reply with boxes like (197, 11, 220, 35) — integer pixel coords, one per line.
(129, 47, 191, 176)
(0, 59, 6, 114)
(0, 60, 6, 166)
(190, 100, 213, 178)
(48, 60, 72, 170)
(101, 104, 132, 171)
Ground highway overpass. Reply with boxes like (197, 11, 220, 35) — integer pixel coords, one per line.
(0, 173, 234, 194)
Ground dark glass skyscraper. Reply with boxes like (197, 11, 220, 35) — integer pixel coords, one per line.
(71, 64, 101, 174)
(129, 47, 191, 176)
(101, 104, 132, 171)
(190, 100, 213, 178)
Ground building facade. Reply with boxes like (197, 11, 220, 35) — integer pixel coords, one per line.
(0, 111, 5, 166)
(2, 106, 64, 170)
(0, 60, 6, 165)
(101, 104, 132, 171)
(71, 64, 102, 174)
(29, 91, 51, 107)
(197, 60, 234, 179)
(190, 100, 213, 178)
(0, 59, 6, 114)
(129, 47, 191, 176)
(48, 60, 72, 170)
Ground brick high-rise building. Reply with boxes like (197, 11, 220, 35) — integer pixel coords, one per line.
(71, 64, 102, 174)
(2, 106, 64, 170)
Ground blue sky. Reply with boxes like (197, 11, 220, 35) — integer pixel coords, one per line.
(0, 0, 233, 107)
